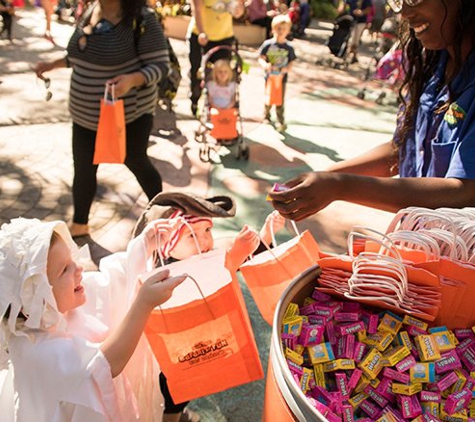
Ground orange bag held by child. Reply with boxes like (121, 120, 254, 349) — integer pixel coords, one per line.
(240, 223, 321, 325)
(144, 249, 263, 403)
(265, 73, 283, 106)
(93, 83, 126, 164)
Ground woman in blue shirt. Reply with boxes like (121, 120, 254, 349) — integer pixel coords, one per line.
(270, 0, 475, 221)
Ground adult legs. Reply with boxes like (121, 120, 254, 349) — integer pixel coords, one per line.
(124, 113, 163, 200)
(40, 0, 55, 43)
(72, 122, 99, 229)
(251, 17, 273, 39)
(71, 114, 162, 230)
(349, 22, 366, 62)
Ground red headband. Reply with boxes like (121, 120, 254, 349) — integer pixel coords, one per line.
(160, 210, 213, 259)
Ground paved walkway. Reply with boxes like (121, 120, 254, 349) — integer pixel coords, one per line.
(0, 7, 398, 421)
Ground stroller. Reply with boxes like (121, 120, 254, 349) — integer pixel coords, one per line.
(317, 13, 355, 68)
(356, 18, 403, 104)
(194, 45, 249, 163)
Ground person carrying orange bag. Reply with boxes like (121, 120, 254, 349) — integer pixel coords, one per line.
(93, 83, 126, 165)
(130, 192, 285, 422)
(258, 14, 296, 133)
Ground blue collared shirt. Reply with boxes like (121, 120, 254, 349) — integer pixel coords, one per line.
(398, 49, 475, 179)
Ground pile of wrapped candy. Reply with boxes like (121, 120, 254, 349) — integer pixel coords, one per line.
(282, 288, 475, 421)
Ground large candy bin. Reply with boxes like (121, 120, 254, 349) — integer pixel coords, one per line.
(263, 265, 327, 421)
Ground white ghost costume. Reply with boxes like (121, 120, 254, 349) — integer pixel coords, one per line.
(0, 218, 164, 421)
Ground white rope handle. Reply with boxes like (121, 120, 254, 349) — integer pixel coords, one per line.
(104, 83, 116, 104)
(348, 226, 403, 261)
(153, 218, 202, 267)
(269, 217, 299, 247)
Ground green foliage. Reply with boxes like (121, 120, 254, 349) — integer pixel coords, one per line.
(310, 0, 338, 21)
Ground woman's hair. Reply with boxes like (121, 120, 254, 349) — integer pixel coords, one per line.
(395, 0, 475, 162)
(212, 59, 234, 84)
(121, 0, 146, 25)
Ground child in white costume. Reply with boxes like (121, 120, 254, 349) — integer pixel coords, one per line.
(0, 218, 185, 421)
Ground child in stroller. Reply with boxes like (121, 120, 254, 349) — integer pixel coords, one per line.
(207, 59, 237, 110)
(194, 46, 250, 162)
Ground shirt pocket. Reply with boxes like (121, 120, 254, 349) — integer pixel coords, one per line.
(430, 139, 456, 177)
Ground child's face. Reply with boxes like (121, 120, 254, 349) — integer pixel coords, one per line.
(46, 236, 85, 313)
(170, 220, 214, 260)
(215, 66, 231, 84)
(273, 23, 290, 39)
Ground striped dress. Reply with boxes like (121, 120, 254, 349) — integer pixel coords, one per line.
(66, 7, 170, 131)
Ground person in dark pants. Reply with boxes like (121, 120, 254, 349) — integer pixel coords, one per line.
(187, 0, 245, 117)
(33, 0, 169, 238)
(0, 0, 14, 41)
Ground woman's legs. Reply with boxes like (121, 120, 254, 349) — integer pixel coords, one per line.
(71, 115, 161, 233)
(40, 0, 55, 42)
(124, 113, 162, 200)
(72, 122, 98, 229)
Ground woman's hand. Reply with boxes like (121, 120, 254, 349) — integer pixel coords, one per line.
(269, 172, 340, 221)
(198, 32, 208, 46)
(32, 61, 55, 78)
(107, 72, 145, 98)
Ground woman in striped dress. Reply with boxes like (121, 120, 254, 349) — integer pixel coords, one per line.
(33, 0, 169, 238)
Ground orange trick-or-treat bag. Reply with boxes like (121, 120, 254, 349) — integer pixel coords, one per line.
(93, 83, 126, 164)
(144, 249, 263, 403)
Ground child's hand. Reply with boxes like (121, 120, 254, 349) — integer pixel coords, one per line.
(234, 225, 261, 256)
(142, 217, 184, 257)
(260, 210, 286, 246)
(137, 268, 186, 311)
(226, 225, 260, 273)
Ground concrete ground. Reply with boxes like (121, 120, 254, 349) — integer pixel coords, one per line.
(0, 7, 398, 421)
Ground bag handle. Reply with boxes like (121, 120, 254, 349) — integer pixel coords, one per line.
(104, 83, 117, 104)
(348, 226, 403, 262)
(386, 230, 441, 261)
(156, 272, 215, 333)
(269, 218, 299, 247)
(257, 237, 296, 281)
(257, 219, 315, 277)
(154, 217, 203, 267)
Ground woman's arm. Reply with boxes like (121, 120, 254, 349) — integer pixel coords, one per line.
(270, 172, 475, 221)
(32, 57, 68, 78)
(326, 140, 398, 176)
(269, 140, 475, 220)
(108, 12, 169, 98)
